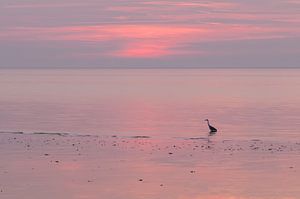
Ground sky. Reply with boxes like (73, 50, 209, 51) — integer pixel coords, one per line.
(0, 0, 300, 68)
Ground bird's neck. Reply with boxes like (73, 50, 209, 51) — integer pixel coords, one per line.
(207, 120, 210, 125)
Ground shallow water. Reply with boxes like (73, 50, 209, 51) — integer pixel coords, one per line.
(0, 133, 299, 199)
(0, 69, 300, 199)
(0, 68, 300, 140)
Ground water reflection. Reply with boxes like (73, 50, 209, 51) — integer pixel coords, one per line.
(0, 69, 300, 140)
(1, 132, 299, 199)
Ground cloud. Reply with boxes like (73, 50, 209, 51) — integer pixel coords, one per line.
(0, 0, 299, 66)
(141, 1, 237, 9)
(178, 194, 298, 199)
(3, 2, 93, 9)
(1, 23, 299, 58)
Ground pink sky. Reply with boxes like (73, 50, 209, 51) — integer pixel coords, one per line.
(0, 0, 299, 68)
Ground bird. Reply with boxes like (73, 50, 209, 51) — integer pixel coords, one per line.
(204, 119, 217, 133)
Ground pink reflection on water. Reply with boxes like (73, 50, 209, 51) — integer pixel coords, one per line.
(1, 133, 299, 199)
(0, 69, 300, 140)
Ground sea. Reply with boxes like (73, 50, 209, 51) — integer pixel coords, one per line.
(0, 68, 299, 140)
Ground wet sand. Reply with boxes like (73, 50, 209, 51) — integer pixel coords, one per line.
(0, 132, 299, 199)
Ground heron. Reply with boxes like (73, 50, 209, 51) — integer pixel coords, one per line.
(204, 119, 217, 133)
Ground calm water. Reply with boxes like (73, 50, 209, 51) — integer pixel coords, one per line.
(0, 68, 300, 140)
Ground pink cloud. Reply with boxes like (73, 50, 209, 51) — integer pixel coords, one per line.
(4, 2, 93, 9)
(106, 1, 237, 13)
(178, 195, 298, 199)
(142, 1, 237, 9)
(1, 24, 299, 58)
(112, 42, 171, 58)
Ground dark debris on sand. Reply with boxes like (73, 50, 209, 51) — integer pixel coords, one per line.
(1, 132, 300, 159)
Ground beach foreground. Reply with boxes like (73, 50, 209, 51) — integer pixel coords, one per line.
(0, 132, 299, 199)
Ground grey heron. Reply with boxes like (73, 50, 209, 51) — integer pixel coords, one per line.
(205, 119, 217, 133)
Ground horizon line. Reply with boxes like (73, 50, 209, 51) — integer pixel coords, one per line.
(0, 66, 300, 70)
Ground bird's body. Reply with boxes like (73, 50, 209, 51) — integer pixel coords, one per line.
(205, 119, 217, 133)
